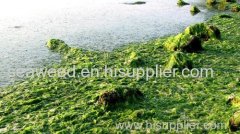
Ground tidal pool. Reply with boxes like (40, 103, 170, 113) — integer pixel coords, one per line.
(0, 0, 219, 86)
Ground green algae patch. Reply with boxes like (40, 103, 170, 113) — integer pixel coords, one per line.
(190, 6, 200, 15)
(165, 52, 193, 70)
(177, 0, 189, 6)
(46, 39, 70, 53)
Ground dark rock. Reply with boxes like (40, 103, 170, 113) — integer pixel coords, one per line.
(124, 1, 146, 5)
(97, 90, 122, 105)
(97, 87, 143, 106)
(182, 36, 203, 53)
(219, 14, 233, 18)
(208, 25, 221, 39)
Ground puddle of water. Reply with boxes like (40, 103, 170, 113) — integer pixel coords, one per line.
(0, 0, 220, 87)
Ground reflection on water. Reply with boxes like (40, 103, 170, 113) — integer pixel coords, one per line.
(0, 0, 218, 86)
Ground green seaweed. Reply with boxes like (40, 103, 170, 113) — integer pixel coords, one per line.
(177, 0, 189, 6)
(190, 5, 201, 15)
(165, 52, 193, 70)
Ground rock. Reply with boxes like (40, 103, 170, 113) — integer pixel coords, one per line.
(125, 52, 144, 67)
(165, 52, 193, 70)
(182, 36, 203, 53)
(206, 0, 217, 6)
(97, 90, 122, 105)
(177, 0, 189, 6)
(163, 33, 202, 53)
(97, 87, 143, 106)
(124, 1, 146, 5)
(229, 111, 240, 132)
(46, 39, 70, 53)
(190, 6, 201, 15)
(14, 26, 22, 29)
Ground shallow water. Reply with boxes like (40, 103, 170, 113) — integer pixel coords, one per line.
(0, 0, 219, 86)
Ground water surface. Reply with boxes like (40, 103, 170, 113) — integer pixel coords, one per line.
(0, 0, 219, 86)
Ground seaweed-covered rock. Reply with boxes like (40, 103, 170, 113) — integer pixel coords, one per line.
(206, 0, 217, 6)
(229, 111, 240, 132)
(163, 23, 221, 52)
(97, 87, 143, 106)
(165, 52, 193, 70)
(177, 0, 189, 6)
(46, 39, 70, 53)
(125, 52, 144, 67)
(163, 33, 202, 53)
(231, 4, 240, 12)
(184, 23, 221, 40)
(190, 6, 201, 15)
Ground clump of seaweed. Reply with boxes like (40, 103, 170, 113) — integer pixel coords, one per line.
(218, 0, 228, 10)
(229, 111, 240, 132)
(163, 23, 221, 53)
(206, 0, 217, 6)
(177, 0, 189, 6)
(184, 23, 221, 40)
(190, 6, 201, 15)
(165, 52, 193, 70)
(227, 95, 240, 106)
(231, 4, 240, 12)
(46, 39, 70, 53)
